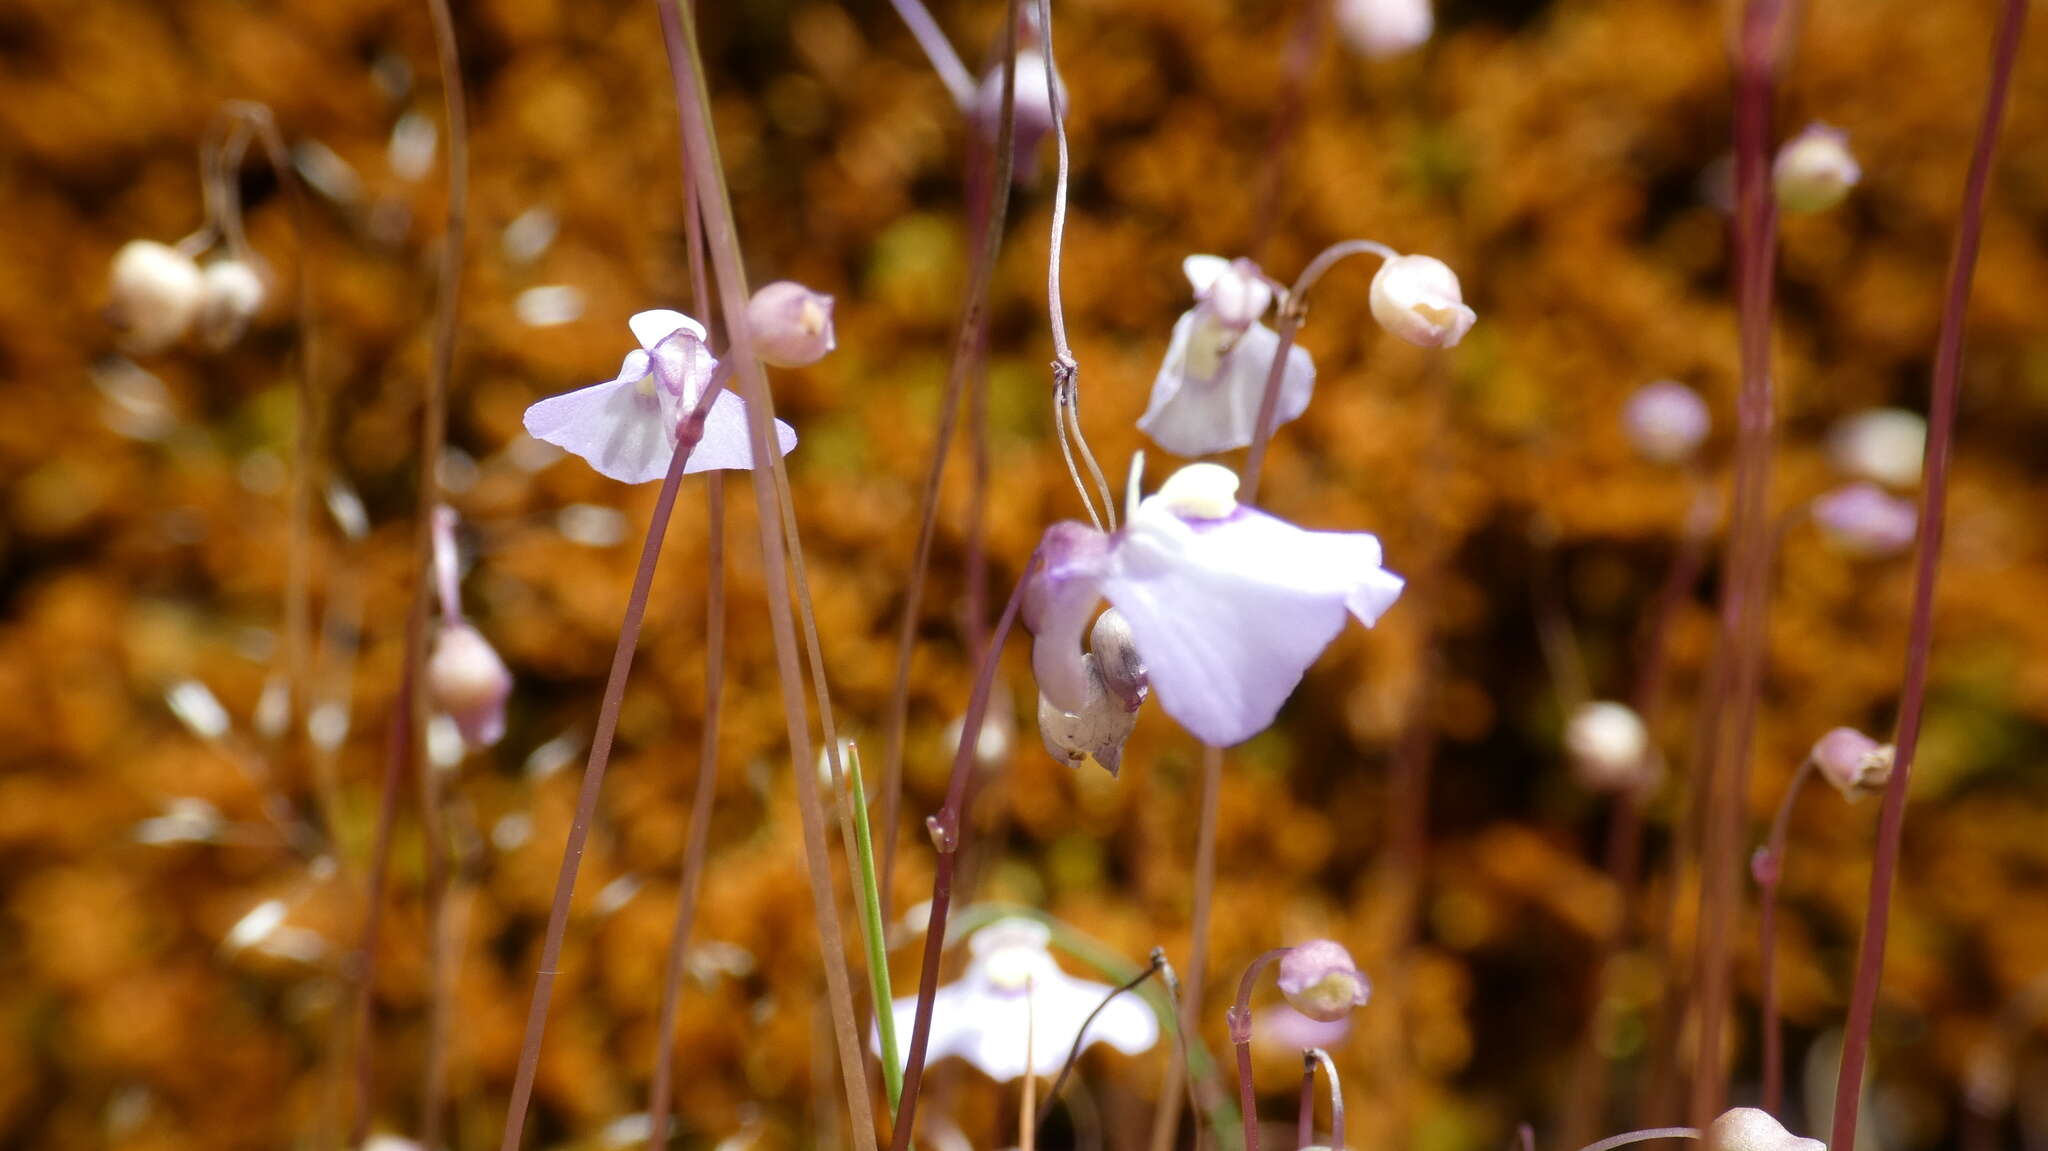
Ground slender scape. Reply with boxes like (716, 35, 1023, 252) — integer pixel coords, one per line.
(1832, 3, 2026, 1146)
(1754, 755, 1813, 1114)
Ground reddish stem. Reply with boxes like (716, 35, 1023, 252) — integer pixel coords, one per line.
(1755, 756, 1812, 1115)
(1832, 3, 2026, 1146)
(1229, 948, 1293, 1151)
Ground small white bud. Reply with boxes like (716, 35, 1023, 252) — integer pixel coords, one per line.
(1565, 701, 1654, 793)
(1706, 1107, 1826, 1151)
(1090, 609, 1148, 709)
(1622, 380, 1711, 465)
(1773, 123, 1860, 215)
(107, 240, 205, 353)
(746, 280, 836, 367)
(427, 621, 512, 750)
(1828, 407, 1925, 489)
(1369, 253, 1476, 349)
(198, 259, 267, 348)
(1038, 655, 1140, 777)
(1335, 0, 1433, 59)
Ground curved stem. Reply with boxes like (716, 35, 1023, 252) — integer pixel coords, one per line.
(1036, 953, 1164, 1130)
(1755, 756, 1812, 1115)
(878, 0, 1022, 914)
(889, 563, 1041, 1151)
(1240, 240, 1396, 502)
(1575, 1127, 1701, 1151)
(1155, 742, 1226, 1151)
(1833, 3, 2026, 1146)
(1297, 1054, 1315, 1151)
(1229, 948, 1293, 1151)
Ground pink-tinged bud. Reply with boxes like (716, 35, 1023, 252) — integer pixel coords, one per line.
(1622, 380, 1711, 464)
(746, 280, 835, 368)
(1773, 122, 1860, 215)
(1810, 726, 1894, 800)
(1369, 254, 1475, 349)
(1828, 407, 1925, 489)
(1565, 701, 1654, 793)
(1276, 940, 1371, 1022)
(107, 240, 204, 353)
(427, 622, 512, 750)
(1812, 482, 1917, 558)
(1335, 0, 1433, 59)
(198, 259, 267, 349)
(1706, 1107, 1827, 1151)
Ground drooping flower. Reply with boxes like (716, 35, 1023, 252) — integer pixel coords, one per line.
(972, 8, 1064, 180)
(746, 281, 836, 367)
(1277, 940, 1372, 1022)
(1038, 609, 1147, 776)
(198, 258, 266, 349)
(1810, 726, 1894, 799)
(1828, 407, 1925, 489)
(522, 310, 795, 484)
(1706, 1107, 1827, 1151)
(879, 918, 1158, 1082)
(427, 622, 513, 749)
(1335, 0, 1434, 59)
(1811, 482, 1916, 557)
(1027, 462, 1403, 751)
(1138, 256, 1315, 457)
(1565, 701, 1656, 794)
(1773, 122, 1860, 215)
(1369, 253, 1475, 348)
(1622, 380, 1711, 465)
(107, 239, 205, 353)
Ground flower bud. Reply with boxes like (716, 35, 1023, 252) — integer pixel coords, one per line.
(1184, 256, 1272, 332)
(1622, 380, 1711, 464)
(1812, 482, 1916, 558)
(974, 48, 1062, 180)
(1090, 608, 1148, 709)
(198, 259, 267, 348)
(1773, 123, 1860, 215)
(107, 239, 204, 353)
(1276, 939, 1371, 1022)
(1565, 701, 1654, 793)
(427, 621, 512, 750)
(1369, 253, 1475, 349)
(1706, 1107, 1826, 1151)
(746, 280, 835, 368)
(1810, 726, 1894, 800)
(1038, 654, 1139, 776)
(1335, 0, 1433, 59)
(1828, 407, 1925, 489)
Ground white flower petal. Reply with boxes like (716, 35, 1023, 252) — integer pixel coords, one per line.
(628, 308, 707, 349)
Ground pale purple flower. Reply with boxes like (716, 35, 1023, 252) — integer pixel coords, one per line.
(879, 918, 1158, 1082)
(522, 310, 795, 484)
(1138, 256, 1314, 457)
(1027, 462, 1403, 750)
(1622, 380, 1711, 464)
(1277, 939, 1371, 1022)
(1773, 122, 1860, 215)
(1252, 1003, 1353, 1055)
(1811, 482, 1916, 557)
(1810, 726, 1894, 800)
(1706, 1107, 1826, 1151)
(1335, 0, 1433, 59)
(972, 10, 1063, 180)
(427, 621, 512, 749)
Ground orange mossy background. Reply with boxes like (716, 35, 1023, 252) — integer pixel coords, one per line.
(2, 1, 2046, 1150)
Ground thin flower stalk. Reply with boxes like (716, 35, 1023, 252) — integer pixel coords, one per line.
(1154, 740, 1227, 1151)
(1250, 0, 1332, 259)
(1228, 948, 1293, 1151)
(1690, 0, 1784, 1121)
(1297, 1055, 1315, 1151)
(878, 0, 1022, 911)
(659, 6, 879, 1147)
(1576, 1128, 1702, 1151)
(1833, 2, 2026, 1146)
(888, 0, 975, 110)
(1302, 1048, 1343, 1150)
(1036, 952, 1165, 1129)
(1754, 755, 1813, 1115)
(351, 641, 418, 1147)
(889, 563, 1040, 1151)
(417, 2, 468, 1144)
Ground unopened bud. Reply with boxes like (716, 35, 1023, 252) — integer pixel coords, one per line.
(1276, 939, 1371, 1022)
(1828, 407, 1925, 489)
(1090, 608, 1148, 709)
(197, 259, 267, 348)
(1622, 380, 1710, 464)
(746, 280, 836, 367)
(1773, 123, 1860, 215)
(1812, 482, 1916, 557)
(107, 240, 205, 353)
(1335, 0, 1433, 59)
(1706, 1107, 1826, 1151)
(426, 621, 512, 750)
(1184, 255, 1272, 331)
(1810, 726, 1894, 800)
(1369, 253, 1475, 349)
(1565, 701, 1654, 793)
